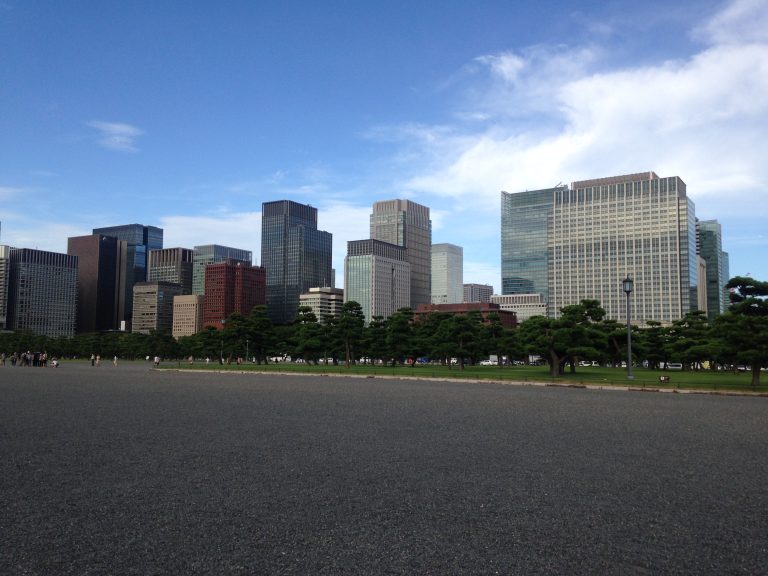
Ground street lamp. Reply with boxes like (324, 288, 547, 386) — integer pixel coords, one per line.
(220, 319, 226, 364)
(622, 276, 634, 380)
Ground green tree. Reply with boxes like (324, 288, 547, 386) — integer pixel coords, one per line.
(292, 306, 323, 364)
(385, 308, 414, 365)
(714, 276, 768, 386)
(335, 301, 366, 367)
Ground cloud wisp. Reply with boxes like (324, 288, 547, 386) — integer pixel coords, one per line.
(87, 121, 144, 153)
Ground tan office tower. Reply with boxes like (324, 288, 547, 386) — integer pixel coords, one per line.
(370, 199, 431, 309)
(549, 172, 699, 325)
(132, 281, 183, 335)
(173, 294, 205, 339)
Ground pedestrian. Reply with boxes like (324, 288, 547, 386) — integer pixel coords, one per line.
(95, 354, 101, 367)
(90, 353, 95, 367)
(153, 355, 160, 367)
(113, 355, 118, 367)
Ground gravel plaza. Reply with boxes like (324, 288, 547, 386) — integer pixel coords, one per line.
(2, 361, 766, 575)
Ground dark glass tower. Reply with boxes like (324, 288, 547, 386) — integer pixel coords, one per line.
(261, 200, 333, 325)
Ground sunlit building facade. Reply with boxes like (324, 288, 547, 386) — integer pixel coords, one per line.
(344, 239, 410, 324)
(502, 172, 700, 325)
(431, 243, 463, 304)
(132, 281, 183, 335)
(192, 245, 252, 296)
(370, 199, 431, 309)
(149, 247, 194, 295)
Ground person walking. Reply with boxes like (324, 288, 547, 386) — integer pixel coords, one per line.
(95, 354, 101, 367)
(113, 355, 118, 367)
(90, 353, 95, 367)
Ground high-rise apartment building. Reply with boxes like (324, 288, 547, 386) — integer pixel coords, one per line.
(463, 283, 494, 303)
(344, 239, 410, 324)
(192, 245, 252, 296)
(172, 295, 205, 339)
(370, 199, 431, 309)
(7, 248, 77, 337)
(149, 247, 194, 295)
(431, 243, 463, 304)
(93, 224, 163, 324)
(203, 261, 266, 331)
(502, 172, 700, 325)
(299, 287, 344, 323)
(68, 234, 128, 333)
(261, 200, 333, 325)
(132, 281, 183, 335)
(697, 219, 729, 320)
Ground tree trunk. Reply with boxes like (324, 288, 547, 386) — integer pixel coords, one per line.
(751, 365, 761, 387)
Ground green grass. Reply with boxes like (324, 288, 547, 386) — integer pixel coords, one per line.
(165, 361, 768, 394)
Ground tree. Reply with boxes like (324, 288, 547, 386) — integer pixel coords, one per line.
(246, 305, 277, 364)
(385, 308, 414, 365)
(714, 276, 768, 386)
(292, 306, 323, 364)
(333, 302, 365, 367)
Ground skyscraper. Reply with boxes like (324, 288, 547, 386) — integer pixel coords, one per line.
(7, 248, 78, 338)
(431, 243, 463, 304)
(92, 224, 163, 324)
(370, 199, 431, 309)
(261, 200, 333, 325)
(203, 260, 266, 331)
(149, 247, 194, 295)
(502, 172, 700, 325)
(68, 234, 128, 333)
(344, 239, 410, 324)
(132, 281, 183, 335)
(698, 219, 730, 320)
(172, 295, 205, 339)
(192, 245, 252, 296)
(0, 245, 9, 331)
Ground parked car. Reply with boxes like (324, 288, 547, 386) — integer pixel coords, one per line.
(479, 359, 495, 366)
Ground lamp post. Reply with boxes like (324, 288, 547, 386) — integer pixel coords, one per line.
(622, 276, 634, 380)
(220, 319, 226, 364)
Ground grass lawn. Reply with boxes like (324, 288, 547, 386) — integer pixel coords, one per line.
(165, 360, 768, 393)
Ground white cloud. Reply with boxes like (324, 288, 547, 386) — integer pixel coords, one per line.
(694, 0, 768, 44)
(87, 121, 144, 152)
(0, 186, 24, 201)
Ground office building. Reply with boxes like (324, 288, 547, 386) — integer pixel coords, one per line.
(202, 260, 266, 331)
(192, 245, 252, 296)
(149, 247, 194, 295)
(501, 186, 562, 300)
(370, 199, 431, 309)
(93, 224, 163, 324)
(0, 245, 9, 330)
(7, 248, 77, 338)
(261, 200, 333, 324)
(413, 302, 517, 329)
(491, 294, 547, 322)
(132, 281, 183, 335)
(344, 239, 410, 324)
(464, 283, 493, 303)
(698, 219, 729, 320)
(431, 243, 463, 304)
(502, 172, 700, 325)
(299, 287, 344, 323)
(172, 295, 205, 339)
(67, 234, 128, 333)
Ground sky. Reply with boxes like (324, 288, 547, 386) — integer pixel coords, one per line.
(1, 0, 767, 291)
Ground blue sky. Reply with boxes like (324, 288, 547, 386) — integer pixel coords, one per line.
(2, 0, 767, 291)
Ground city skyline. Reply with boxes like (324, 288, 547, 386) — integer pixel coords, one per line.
(1, 0, 767, 290)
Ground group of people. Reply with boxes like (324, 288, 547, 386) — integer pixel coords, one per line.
(90, 354, 119, 367)
(1, 351, 58, 367)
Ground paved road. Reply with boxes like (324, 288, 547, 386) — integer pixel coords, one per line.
(2, 362, 766, 575)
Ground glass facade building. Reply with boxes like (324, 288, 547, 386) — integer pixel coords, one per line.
(370, 199, 431, 310)
(502, 172, 700, 325)
(261, 200, 333, 325)
(8, 248, 78, 338)
(501, 187, 560, 299)
(93, 224, 163, 324)
(698, 219, 729, 320)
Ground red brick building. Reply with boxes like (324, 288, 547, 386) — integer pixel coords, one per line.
(203, 260, 266, 330)
(413, 302, 517, 328)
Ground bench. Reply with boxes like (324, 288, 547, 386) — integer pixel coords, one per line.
(658, 376, 670, 383)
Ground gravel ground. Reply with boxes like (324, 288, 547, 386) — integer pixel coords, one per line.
(1, 361, 767, 575)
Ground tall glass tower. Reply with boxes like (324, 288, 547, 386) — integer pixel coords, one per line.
(261, 200, 333, 325)
(431, 243, 463, 304)
(92, 224, 163, 324)
(698, 219, 729, 320)
(370, 199, 431, 309)
(501, 187, 561, 300)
